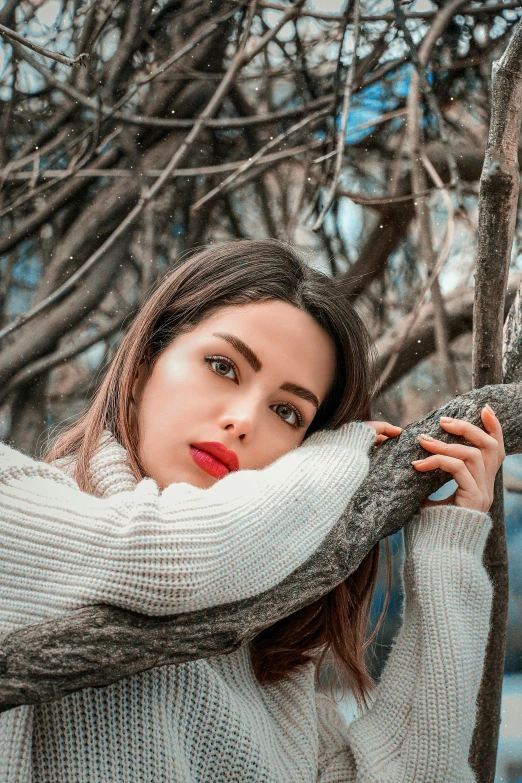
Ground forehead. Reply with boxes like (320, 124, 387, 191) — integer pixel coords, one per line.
(198, 301, 326, 341)
(190, 300, 337, 392)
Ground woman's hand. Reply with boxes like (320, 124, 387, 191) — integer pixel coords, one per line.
(365, 420, 403, 445)
(412, 404, 506, 512)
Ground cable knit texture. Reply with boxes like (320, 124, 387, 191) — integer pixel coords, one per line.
(0, 422, 493, 782)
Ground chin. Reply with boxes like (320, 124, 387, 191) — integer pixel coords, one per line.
(156, 466, 217, 491)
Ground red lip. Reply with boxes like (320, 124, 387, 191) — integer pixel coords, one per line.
(191, 442, 239, 473)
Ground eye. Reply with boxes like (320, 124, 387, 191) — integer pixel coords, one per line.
(270, 403, 304, 429)
(205, 355, 239, 383)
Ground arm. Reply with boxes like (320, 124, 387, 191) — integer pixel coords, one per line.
(0, 421, 375, 631)
(316, 504, 493, 783)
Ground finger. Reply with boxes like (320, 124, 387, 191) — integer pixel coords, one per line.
(480, 405, 506, 462)
(366, 421, 403, 437)
(412, 454, 480, 497)
(418, 435, 487, 489)
(439, 413, 504, 472)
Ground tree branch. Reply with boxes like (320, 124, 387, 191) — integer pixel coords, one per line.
(253, 1, 521, 24)
(393, 0, 465, 201)
(470, 19, 522, 783)
(0, 22, 89, 68)
(1, 383, 520, 712)
(376, 154, 456, 395)
(0, 0, 308, 344)
(503, 281, 522, 383)
(311, 0, 361, 231)
(374, 272, 522, 394)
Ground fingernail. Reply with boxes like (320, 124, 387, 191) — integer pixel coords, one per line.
(440, 416, 452, 422)
(411, 460, 423, 465)
(484, 404, 496, 416)
(419, 433, 435, 441)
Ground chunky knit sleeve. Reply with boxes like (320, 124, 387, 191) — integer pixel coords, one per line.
(0, 422, 375, 632)
(316, 504, 493, 783)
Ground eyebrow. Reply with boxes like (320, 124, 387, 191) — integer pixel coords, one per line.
(212, 331, 320, 410)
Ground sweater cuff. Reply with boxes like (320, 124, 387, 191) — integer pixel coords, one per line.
(404, 504, 492, 559)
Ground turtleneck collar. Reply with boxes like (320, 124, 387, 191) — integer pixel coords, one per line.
(52, 429, 138, 499)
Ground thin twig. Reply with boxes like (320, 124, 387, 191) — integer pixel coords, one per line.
(312, 107, 407, 163)
(249, 0, 521, 23)
(8, 42, 405, 134)
(0, 22, 89, 68)
(376, 152, 455, 395)
(312, 0, 361, 231)
(0, 128, 121, 220)
(0, 141, 323, 182)
(12, 40, 337, 130)
(6, 7, 240, 129)
(189, 106, 405, 211)
(0, 129, 68, 180)
(0, 0, 273, 343)
(86, 0, 121, 54)
(191, 107, 330, 212)
(393, 0, 462, 205)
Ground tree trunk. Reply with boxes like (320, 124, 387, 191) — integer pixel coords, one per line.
(469, 19, 522, 783)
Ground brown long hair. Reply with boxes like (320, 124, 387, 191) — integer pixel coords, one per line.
(43, 239, 391, 711)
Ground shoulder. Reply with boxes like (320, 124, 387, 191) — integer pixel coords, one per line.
(0, 439, 79, 491)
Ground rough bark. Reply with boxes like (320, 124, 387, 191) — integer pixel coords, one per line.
(0, 382, 520, 712)
(503, 281, 522, 384)
(469, 20, 522, 783)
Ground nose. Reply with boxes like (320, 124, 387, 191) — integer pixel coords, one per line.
(219, 396, 261, 441)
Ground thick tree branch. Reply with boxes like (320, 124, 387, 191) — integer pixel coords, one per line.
(470, 20, 522, 783)
(0, 383, 520, 712)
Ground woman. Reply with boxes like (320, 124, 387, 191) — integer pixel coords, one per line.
(0, 239, 503, 782)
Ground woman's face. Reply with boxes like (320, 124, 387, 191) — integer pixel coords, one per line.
(132, 300, 337, 489)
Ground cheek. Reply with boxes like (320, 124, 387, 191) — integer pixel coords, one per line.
(139, 360, 196, 422)
(250, 425, 304, 470)
(140, 356, 227, 431)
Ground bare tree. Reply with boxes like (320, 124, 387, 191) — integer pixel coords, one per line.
(0, 0, 520, 453)
(1, 4, 522, 781)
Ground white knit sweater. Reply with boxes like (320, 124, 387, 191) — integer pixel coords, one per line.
(0, 422, 493, 782)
